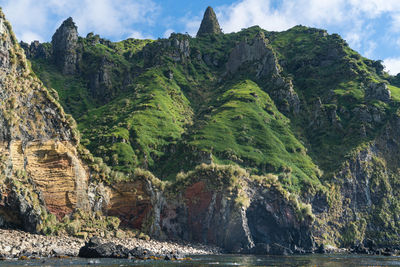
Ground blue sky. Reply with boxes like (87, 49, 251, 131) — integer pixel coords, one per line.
(1, 0, 400, 74)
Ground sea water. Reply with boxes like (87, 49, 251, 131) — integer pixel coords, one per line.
(1, 254, 400, 266)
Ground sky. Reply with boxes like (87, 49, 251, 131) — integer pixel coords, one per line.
(1, 0, 400, 74)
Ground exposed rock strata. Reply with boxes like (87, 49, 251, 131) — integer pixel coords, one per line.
(101, 168, 314, 254)
(0, 11, 90, 232)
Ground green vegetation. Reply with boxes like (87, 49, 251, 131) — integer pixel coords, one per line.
(27, 21, 400, 247)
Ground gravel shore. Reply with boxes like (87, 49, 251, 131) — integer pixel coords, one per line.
(0, 229, 220, 259)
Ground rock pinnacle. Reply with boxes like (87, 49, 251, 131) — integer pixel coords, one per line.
(51, 17, 79, 74)
(196, 6, 222, 37)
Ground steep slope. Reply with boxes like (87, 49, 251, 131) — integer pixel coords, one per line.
(197, 6, 222, 37)
(20, 7, 400, 252)
(0, 10, 90, 232)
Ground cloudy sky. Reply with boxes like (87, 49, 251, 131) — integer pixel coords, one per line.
(1, 0, 400, 74)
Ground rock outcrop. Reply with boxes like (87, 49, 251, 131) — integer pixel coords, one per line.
(197, 7, 222, 37)
(51, 17, 79, 74)
(226, 33, 279, 77)
(109, 165, 314, 254)
(0, 11, 90, 232)
(78, 236, 187, 259)
(365, 82, 391, 103)
(226, 32, 300, 114)
(20, 41, 51, 60)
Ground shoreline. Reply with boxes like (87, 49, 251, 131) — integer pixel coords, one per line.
(0, 229, 398, 260)
(0, 229, 220, 259)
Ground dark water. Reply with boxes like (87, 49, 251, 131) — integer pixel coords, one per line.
(1, 254, 400, 266)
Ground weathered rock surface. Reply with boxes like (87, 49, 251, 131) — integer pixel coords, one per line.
(20, 41, 51, 59)
(365, 82, 391, 102)
(0, 10, 90, 233)
(79, 236, 137, 258)
(226, 32, 300, 114)
(78, 236, 189, 260)
(197, 7, 222, 37)
(51, 17, 79, 74)
(105, 180, 153, 229)
(226, 33, 278, 77)
(110, 167, 315, 254)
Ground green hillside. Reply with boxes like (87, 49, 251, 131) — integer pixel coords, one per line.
(28, 21, 400, 198)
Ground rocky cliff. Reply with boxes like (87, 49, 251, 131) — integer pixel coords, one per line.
(12, 6, 400, 253)
(0, 10, 90, 233)
(51, 17, 79, 74)
(197, 6, 222, 37)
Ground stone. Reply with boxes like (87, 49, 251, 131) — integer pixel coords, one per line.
(51, 17, 79, 74)
(20, 40, 51, 59)
(197, 7, 222, 37)
(268, 243, 292, 255)
(79, 239, 129, 258)
(365, 82, 391, 103)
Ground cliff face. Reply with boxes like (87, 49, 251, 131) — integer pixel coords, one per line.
(196, 7, 222, 37)
(13, 6, 400, 253)
(51, 17, 79, 74)
(0, 11, 90, 232)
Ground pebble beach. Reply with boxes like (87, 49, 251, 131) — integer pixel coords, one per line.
(0, 229, 220, 259)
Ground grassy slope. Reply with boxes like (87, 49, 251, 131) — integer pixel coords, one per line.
(30, 25, 400, 195)
(269, 26, 400, 175)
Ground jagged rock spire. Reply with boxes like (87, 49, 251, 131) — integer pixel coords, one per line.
(51, 17, 79, 74)
(196, 6, 222, 37)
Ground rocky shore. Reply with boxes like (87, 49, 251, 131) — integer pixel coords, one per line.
(0, 229, 220, 260)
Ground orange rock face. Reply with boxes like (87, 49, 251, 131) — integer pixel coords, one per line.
(106, 180, 152, 229)
(2, 140, 89, 220)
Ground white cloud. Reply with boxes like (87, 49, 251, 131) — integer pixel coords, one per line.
(216, 0, 295, 33)
(363, 41, 377, 58)
(181, 14, 202, 36)
(163, 29, 174, 38)
(384, 58, 400, 75)
(0, 0, 160, 43)
(129, 30, 153, 40)
(20, 31, 44, 43)
(186, 0, 400, 60)
(344, 32, 362, 49)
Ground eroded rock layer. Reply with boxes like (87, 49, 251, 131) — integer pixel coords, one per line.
(0, 10, 89, 232)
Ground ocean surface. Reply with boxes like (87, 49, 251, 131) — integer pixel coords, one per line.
(1, 254, 400, 266)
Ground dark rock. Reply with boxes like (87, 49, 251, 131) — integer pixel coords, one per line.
(352, 244, 369, 254)
(197, 7, 222, 37)
(51, 17, 79, 74)
(251, 243, 270, 255)
(316, 244, 327, 254)
(78, 237, 130, 258)
(365, 82, 391, 103)
(381, 248, 396, 256)
(78, 237, 171, 259)
(364, 238, 377, 250)
(129, 247, 152, 259)
(20, 41, 51, 59)
(269, 243, 293, 255)
(88, 57, 115, 103)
